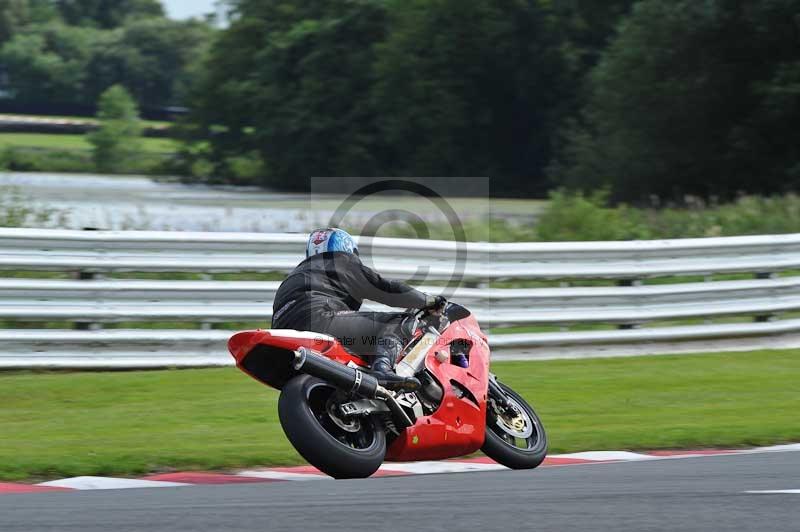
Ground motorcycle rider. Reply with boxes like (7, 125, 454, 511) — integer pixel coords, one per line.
(272, 228, 445, 391)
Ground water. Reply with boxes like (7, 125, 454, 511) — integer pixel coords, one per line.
(0, 172, 499, 233)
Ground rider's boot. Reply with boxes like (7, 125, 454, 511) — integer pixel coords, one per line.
(371, 336, 420, 392)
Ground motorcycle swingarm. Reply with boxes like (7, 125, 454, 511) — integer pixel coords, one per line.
(338, 398, 391, 417)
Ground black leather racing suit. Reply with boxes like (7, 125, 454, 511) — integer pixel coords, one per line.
(271, 252, 430, 365)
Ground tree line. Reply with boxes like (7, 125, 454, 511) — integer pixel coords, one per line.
(2, 0, 799, 202)
(185, 0, 800, 201)
(0, 0, 213, 114)
(181, 0, 635, 197)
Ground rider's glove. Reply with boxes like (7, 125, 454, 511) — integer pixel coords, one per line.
(424, 295, 447, 312)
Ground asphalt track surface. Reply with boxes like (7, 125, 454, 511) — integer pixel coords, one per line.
(1, 451, 798, 532)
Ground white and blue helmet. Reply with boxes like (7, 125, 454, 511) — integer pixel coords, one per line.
(306, 228, 358, 257)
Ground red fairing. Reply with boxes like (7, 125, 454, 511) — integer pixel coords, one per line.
(228, 329, 367, 387)
(229, 329, 328, 364)
(386, 315, 490, 461)
(229, 312, 495, 464)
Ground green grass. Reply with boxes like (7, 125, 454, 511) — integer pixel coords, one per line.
(0, 133, 178, 153)
(496, 351, 800, 453)
(0, 349, 798, 481)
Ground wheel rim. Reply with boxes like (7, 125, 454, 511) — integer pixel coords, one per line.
(305, 382, 377, 451)
(488, 394, 542, 451)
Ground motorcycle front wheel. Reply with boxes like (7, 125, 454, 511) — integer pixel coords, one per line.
(481, 380, 547, 469)
(278, 374, 386, 479)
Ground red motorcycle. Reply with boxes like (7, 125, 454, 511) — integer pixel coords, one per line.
(228, 302, 547, 478)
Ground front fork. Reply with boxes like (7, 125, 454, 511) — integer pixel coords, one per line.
(488, 374, 515, 415)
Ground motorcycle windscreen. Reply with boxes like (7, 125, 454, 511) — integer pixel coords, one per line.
(444, 302, 471, 322)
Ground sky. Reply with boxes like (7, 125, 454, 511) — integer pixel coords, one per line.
(162, 0, 219, 20)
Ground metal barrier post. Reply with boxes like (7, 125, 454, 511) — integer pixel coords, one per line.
(617, 278, 642, 330)
(754, 271, 776, 323)
(74, 227, 102, 331)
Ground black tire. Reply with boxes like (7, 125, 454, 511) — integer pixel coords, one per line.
(481, 381, 547, 469)
(278, 374, 386, 479)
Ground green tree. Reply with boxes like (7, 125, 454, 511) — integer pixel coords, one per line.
(373, 0, 570, 196)
(55, 0, 164, 29)
(0, 0, 30, 43)
(0, 14, 213, 109)
(190, 0, 389, 188)
(0, 0, 56, 43)
(0, 22, 97, 104)
(186, 0, 642, 192)
(554, 0, 800, 201)
(551, 0, 637, 72)
(86, 18, 213, 108)
(87, 85, 142, 172)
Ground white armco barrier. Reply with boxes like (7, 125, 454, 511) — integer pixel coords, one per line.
(0, 227, 799, 368)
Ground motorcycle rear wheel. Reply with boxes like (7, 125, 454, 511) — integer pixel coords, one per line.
(278, 374, 386, 479)
(481, 381, 547, 469)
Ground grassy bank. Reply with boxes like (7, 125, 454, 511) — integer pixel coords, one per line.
(1, 349, 798, 481)
(384, 190, 800, 242)
(0, 132, 176, 175)
(0, 133, 177, 153)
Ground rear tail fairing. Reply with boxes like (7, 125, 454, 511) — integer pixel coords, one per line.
(228, 329, 368, 390)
